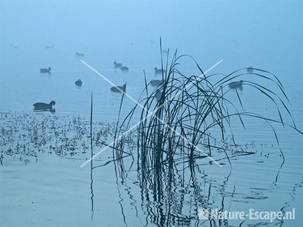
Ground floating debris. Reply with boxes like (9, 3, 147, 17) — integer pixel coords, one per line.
(75, 79, 83, 88)
(244, 195, 268, 200)
(40, 67, 51, 74)
(228, 80, 243, 90)
(110, 84, 126, 93)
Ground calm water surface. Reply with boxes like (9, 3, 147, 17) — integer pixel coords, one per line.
(0, 0, 302, 226)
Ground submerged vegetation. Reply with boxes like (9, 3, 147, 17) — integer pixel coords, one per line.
(0, 112, 132, 165)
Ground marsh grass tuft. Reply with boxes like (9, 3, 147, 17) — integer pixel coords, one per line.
(108, 48, 303, 225)
(116, 48, 301, 177)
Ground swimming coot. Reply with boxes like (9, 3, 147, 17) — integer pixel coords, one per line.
(114, 61, 123, 69)
(247, 66, 254, 74)
(120, 66, 129, 72)
(154, 67, 166, 75)
(75, 79, 83, 88)
(75, 52, 85, 57)
(150, 79, 163, 87)
(33, 101, 56, 113)
(228, 80, 243, 90)
(110, 84, 126, 93)
(40, 67, 51, 74)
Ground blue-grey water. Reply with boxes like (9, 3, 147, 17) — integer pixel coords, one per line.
(0, 0, 302, 226)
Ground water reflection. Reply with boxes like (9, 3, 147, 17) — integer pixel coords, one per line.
(100, 124, 298, 227)
(0, 112, 301, 227)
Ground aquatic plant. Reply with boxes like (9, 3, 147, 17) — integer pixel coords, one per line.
(0, 112, 118, 164)
(120, 49, 299, 168)
(114, 47, 302, 225)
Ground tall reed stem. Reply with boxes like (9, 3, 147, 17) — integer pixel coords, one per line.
(90, 93, 94, 219)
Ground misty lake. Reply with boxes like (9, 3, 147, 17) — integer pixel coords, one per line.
(0, 0, 302, 227)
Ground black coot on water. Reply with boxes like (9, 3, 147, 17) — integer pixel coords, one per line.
(75, 79, 83, 88)
(228, 80, 243, 90)
(110, 84, 126, 93)
(40, 67, 51, 74)
(114, 61, 123, 69)
(150, 79, 163, 87)
(154, 67, 166, 75)
(33, 101, 56, 113)
(120, 66, 129, 72)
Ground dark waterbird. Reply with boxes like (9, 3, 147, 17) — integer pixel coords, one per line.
(154, 67, 166, 75)
(120, 66, 129, 72)
(45, 45, 54, 49)
(10, 43, 19, 49)
(110, 83, 126, 93)
(228, 80, 243, 90)
(75, 79, 83, 88)
(75, 52, 85, 57)
(40, 67, 51, 74)
(150, 79, 163, 87)
(113, 61, 123, 69)
(247, 66, 254, 74)
(33, 101, 56, 113)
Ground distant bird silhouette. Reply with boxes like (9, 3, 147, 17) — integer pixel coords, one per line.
(150, 79, 163, 87)
(40, 67, 51, 74)
(113, 61, 123, 69)
(10, 43, 19, 49)
(154, 67, 166, 75)
(33, 101, 56, 113)
(120, 66, 129, 72)
(246, 66, 254, 74)
(110, 84, 126, 93)
(75, 52, 85, 57)
(75, 79, 83, 88)
(228, 80, 243, 90)
(45, 45, 54, 49)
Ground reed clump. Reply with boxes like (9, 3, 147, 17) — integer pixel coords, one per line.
(111, 48, 302, 226)
(118, 50, 301, 174)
